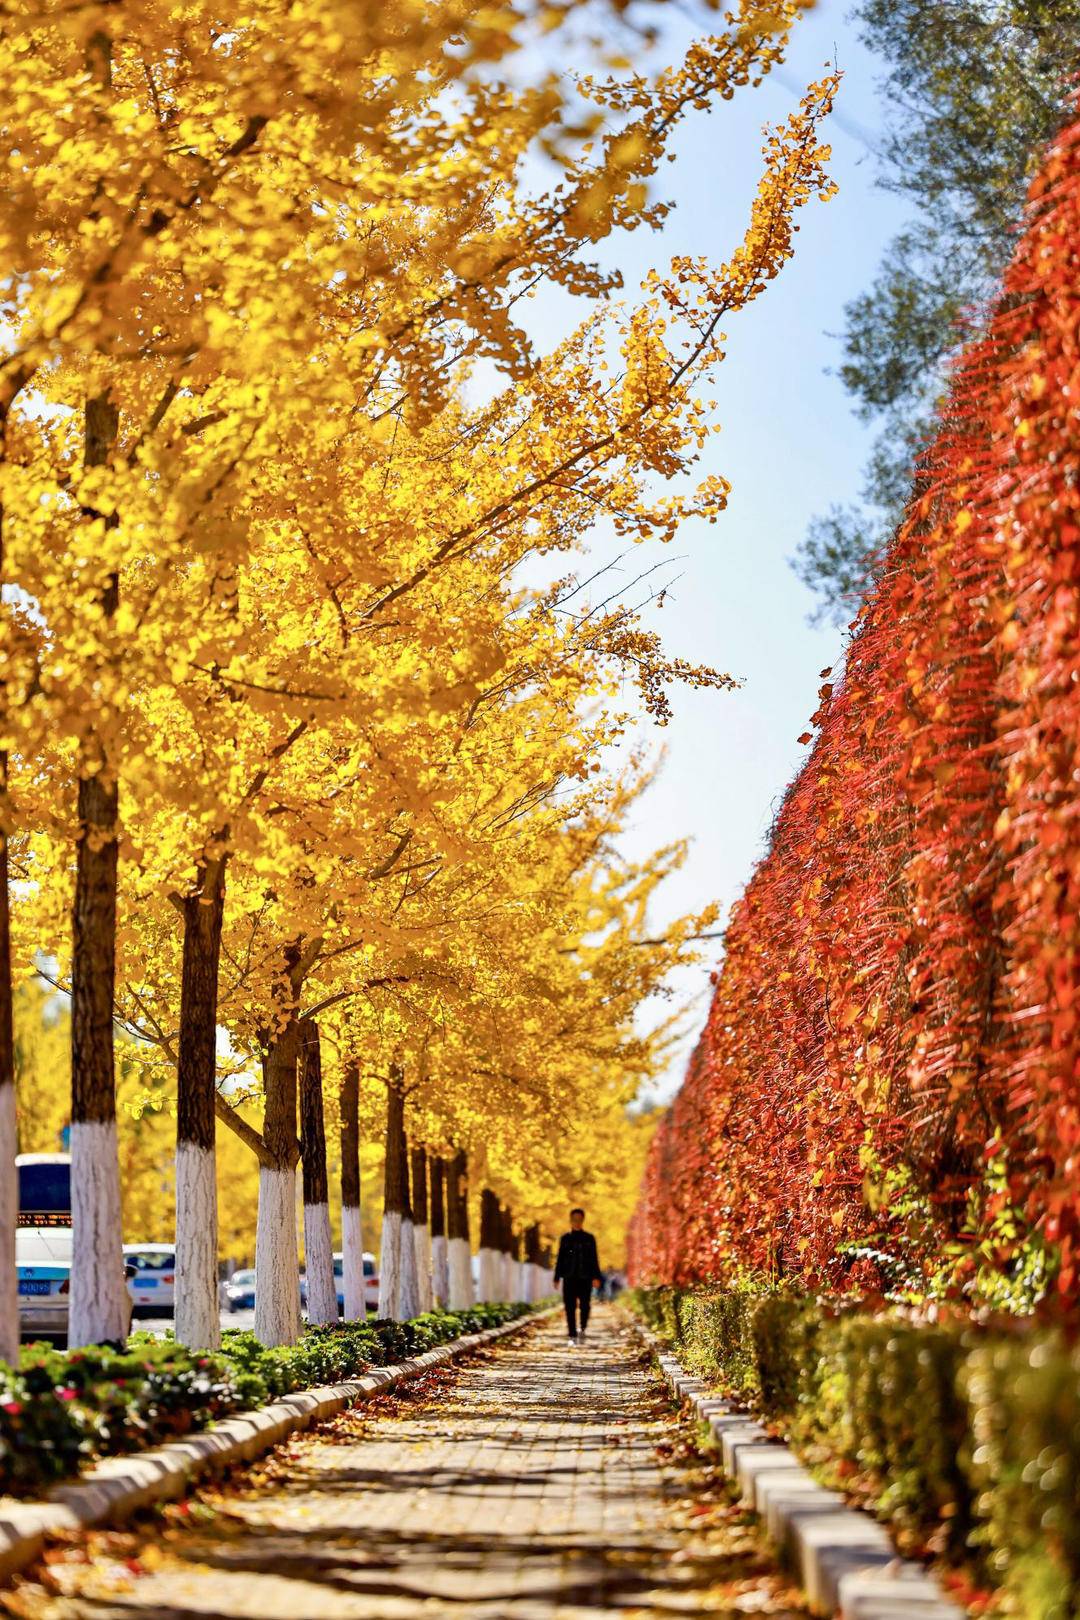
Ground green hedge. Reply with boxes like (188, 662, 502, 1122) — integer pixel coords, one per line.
(0, 1302, 533, 1497)
(631, 1286, 1080, 1620)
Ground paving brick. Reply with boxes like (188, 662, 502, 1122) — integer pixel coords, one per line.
(794, 1509, 898, 1612)
(838, 1568, 968, 1619)
(735, 1443, 807, 1508)
(718, 1417, 769, 1473)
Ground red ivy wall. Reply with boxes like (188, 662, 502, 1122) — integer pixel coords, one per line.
(628, 106, 1080, 1303)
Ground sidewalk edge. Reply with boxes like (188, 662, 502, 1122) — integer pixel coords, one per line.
(633, 1321, 966, 1620)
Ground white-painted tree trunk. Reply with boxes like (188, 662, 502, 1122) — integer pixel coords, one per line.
(0, 1081, 17, 1365)
(174, 1142, 220, 1350)
(501, 1252, 514, 1302)
(378, 1210, 402, 1320)
(414, 1221, 432, 1313)
(69, 1119, 129, 1347)
(342, 1202, 366, 1321)
(303, 1200, 338, 1325)
(431, 1233, 449, 1310)
(448, 1236, 472, 1309)
(515, 1260, 529, 1302)
(398, 1215, 420, 1319)
(254, 1165, 301, 1346)
(476, 1246, 498, 1304)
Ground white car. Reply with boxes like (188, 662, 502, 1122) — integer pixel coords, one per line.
(16, 1220, 73, 1341)
(124, 1244, 176, 1315)
(16, 1153, 74, 1341)
(16, 1152, 132, 1344)
(333, 1251, 380, 1314)
(297, 1252, 381, 1317)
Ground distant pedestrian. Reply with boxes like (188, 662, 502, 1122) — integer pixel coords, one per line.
(553, 1207, 602, 1345)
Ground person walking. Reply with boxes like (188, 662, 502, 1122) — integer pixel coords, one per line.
(553, 1207, 602, 1345)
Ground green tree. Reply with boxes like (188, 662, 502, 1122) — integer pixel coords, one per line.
(794, 0, 1080, 623)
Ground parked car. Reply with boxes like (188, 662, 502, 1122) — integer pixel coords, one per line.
(16, 1220, 72, 1343)
(299, 1253, 379, 1316)
(16, 1153, 132, 1345)
(223, 1267, 256, 1311)
(334, 1251, 380, 1313)
(124, 1244, 176, 1316)
(17, 1153, 74, 1342)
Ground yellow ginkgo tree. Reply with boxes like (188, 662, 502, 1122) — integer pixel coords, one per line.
(1, 0, 836, 1353)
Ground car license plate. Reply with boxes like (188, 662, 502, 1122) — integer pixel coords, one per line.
(138, 1278, 158, 1287)
(19, 1280, 51, 1296)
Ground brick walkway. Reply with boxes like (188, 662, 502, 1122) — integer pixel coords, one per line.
(13, 1309, 807, 1619)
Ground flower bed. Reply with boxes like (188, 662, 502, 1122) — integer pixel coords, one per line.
(632, 1285, 1080, 1619)
(0, 1302, 533, 1497)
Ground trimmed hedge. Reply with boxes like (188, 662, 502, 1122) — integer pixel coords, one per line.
(0, 1302, 534, 1497)
(632, 1286, 1080, 1620)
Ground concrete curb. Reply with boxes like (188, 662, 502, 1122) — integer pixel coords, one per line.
(640, 1331, 965, 1619)
(0, 1308, 552, 1585)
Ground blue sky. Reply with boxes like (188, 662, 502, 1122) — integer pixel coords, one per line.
(524, 1, 910, 1100)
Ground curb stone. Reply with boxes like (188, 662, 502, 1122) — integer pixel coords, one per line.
(0, 1308, 554, 1585)
(642, 1331, 965, 1619)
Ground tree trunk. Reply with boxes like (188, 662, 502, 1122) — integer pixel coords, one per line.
(339, 1059, 365, 1321)
(254, 1011, 301, 1346)
(0, 750, 15, 1366)
(525, 1223, 542, 1303)
(429, 1155, 448, 1309)
(174, 850, 226, 1351)
(478, 1187, 499, 1303)
(69, 391, 128, 1350)
(500, 1206, 514, 1303)
(410, 1143, 432, 1313)
(0, 362, 31, 1365)
(397, 1112, 419, 1321)
(497, 1204, 510, 1302)
(300, 1019, 337, 1326)
(378, 1075, 406, 1320)
(69, 757, 125, 1349)
(447, 1149, 473, 1309)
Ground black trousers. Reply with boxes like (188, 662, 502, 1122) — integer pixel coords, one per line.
(562, 1279, 593, 1337)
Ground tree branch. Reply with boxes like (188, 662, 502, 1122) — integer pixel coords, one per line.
(214, 1090, 273, 1168)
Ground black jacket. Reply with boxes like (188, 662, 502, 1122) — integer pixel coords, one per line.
(554, 1229, 602, 1286)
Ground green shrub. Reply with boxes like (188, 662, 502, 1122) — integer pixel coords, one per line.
(965, 1333, 1080, 1617)
(816, 1316, 973, 1556)
(631, 1284, 1080, 1614)
(630, 1284, 763, 1398)
(682, 1290, 757, 1395)
(1, 1339, 245, 1493)
(750, 1293, 823, 1421)
(0, 1300, 535, 1497)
